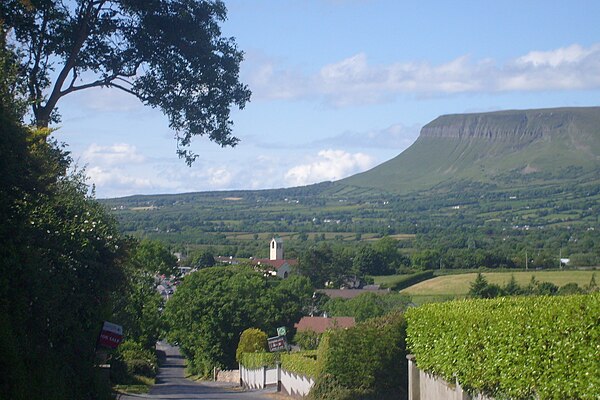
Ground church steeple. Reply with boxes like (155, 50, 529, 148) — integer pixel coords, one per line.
(270, 237, 283, 260)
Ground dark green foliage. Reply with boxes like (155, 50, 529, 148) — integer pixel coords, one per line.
(110, 341, 158, 384)
(236, 328, 268, 362)
(311, 312, 408, 400)
(323, 292, 411, 322)
(0, 109, 126, 398)
(469, 273, 592, 299)
(468, 273, 502, 298)
(294, 330, 321, 350)
(110, 263, 164, 350)
(130, 239, 178, 275)
(406, 294, 600, 399)
(1, 0, 251, 163)
(381, 271, 434, 291)
(163, 268, 311, 376)
(297, 243, 351, 288)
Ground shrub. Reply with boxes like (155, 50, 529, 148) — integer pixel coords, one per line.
(406, 293, 600, 399)
(110, 341, 158, 384)
(311, 311, 408, 400)
(236, 328, 268, 363)
(294, 329, 321, 350)
(281, 351, 318, 378)
(238, 352, 277, 370)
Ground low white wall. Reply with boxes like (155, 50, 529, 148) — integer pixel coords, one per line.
(239, 365, 277, 390)
(408, 356, 493, 400)
(240, 363, 314, 397)
(280, 370, 314, 398)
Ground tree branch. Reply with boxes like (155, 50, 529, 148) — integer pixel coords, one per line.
(37, 0, 107, 125)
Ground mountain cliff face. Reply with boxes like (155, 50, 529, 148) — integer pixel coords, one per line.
(337, 107, 600, 194)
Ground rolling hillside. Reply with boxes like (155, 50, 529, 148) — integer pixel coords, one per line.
(102, 107, 600, 268)
(338, 107, 600, 194)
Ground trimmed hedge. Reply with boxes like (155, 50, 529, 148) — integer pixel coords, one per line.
(236, 328, 268, 362)
(406, 293, 600, 399)
(281, 351, 318, 378)
(238, 352, 277, 370)
(311, 311, 408, 400)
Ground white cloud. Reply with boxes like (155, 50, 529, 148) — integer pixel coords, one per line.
(284, 150, 374, 186)
(246, 43, 600, 106)
(82, 143, 145, 165)
(515, 44, 600, 67)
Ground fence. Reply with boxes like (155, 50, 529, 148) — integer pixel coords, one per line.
(239, 362, 314, 397)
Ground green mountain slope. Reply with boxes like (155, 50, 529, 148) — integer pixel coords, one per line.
(338, 107, 600, 194)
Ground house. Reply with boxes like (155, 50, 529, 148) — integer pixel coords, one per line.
(294, 316, 356, 334)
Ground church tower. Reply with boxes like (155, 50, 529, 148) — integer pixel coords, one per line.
(270, 237, 283, 260)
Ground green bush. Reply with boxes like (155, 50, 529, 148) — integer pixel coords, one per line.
(110, 341, 158, 384)
(294, 329, 321, 350)
(311, 311, 408, 400)
(281, 351, 318, 377)
(406, 293, 600, 399)
(238, 352, 277, 370)
(236, 328, 268, 362)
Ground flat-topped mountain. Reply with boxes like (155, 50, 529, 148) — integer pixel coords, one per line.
(338, 107, 600, 194)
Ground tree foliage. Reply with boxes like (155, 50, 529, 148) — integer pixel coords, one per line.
(130, 238, 177, 275)
(1, 0, 251, 163)
(0, 76, 127, 399)
(323, 292, 411, 322)
(163, 267, 312, 376)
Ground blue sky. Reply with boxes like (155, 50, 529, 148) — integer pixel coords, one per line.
(54, 0, 600, 198)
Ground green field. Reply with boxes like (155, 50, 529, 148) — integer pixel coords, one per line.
(400, 270, 598, 304)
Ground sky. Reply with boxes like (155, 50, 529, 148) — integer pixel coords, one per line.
(53, 0, 600, 198)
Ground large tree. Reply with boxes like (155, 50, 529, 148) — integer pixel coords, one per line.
(164, 267, 312, 376)
(1, 0, 251, 163)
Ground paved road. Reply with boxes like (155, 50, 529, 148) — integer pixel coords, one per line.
(117, 342, 277, 400)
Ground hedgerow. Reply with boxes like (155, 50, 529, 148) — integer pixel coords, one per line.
(238, 352, 277, 370)
(310, 311, 408, 400)
(406, 293, 600, 399)
(281, 351, 318, 378)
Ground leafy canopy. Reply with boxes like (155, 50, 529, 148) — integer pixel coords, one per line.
(1, 0, 251, 163)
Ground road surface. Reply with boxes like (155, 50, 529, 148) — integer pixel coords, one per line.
(117, 342, 278, 400)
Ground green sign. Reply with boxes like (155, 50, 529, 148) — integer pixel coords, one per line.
(277, 326, 287, 336)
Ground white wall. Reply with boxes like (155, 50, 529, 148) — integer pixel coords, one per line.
(240, 363, 315, 397)
(280, 370, 314, 397)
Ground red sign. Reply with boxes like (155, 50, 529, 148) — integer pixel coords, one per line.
(98, 321, 123, 349)
(267, 335, 288, 352)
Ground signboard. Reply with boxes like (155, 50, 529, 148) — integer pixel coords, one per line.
(277, 326, 287, 337)
(98, 321, 123, 349)
(267, 335, 288, 352)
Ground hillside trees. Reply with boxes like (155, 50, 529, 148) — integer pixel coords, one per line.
(163, 267, 312, 376)
(0, 0, 251, 163)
